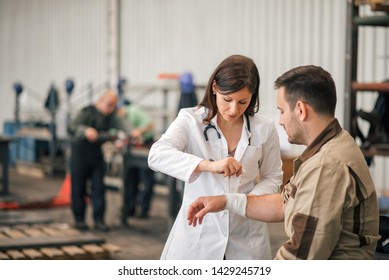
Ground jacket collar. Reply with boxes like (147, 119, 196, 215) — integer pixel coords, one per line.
(293, 119, 342, 175)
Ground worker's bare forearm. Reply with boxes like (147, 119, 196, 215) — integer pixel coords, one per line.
(246, 194, 284, 222)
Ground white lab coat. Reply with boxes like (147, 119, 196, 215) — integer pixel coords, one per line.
(148, 107, 282, 259)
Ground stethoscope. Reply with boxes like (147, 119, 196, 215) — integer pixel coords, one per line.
(203, 114, 251, 161)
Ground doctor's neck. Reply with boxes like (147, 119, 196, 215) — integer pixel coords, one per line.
(216, 113, 244, 129)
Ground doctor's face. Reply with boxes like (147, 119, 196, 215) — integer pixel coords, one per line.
(277, 87, 304, 145)
(214, 86, 252, 123)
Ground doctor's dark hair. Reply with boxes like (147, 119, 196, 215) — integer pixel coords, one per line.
(274, 65, 337, 116)
(199, 54, 260, 124)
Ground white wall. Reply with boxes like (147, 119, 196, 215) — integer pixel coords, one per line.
(119, 0, 348, 157)
(0, 0, 388, 190)
(120, 0, 347, 120)
(0, 0, 107, 135)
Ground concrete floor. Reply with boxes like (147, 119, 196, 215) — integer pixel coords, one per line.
(1, 168, 287, 259)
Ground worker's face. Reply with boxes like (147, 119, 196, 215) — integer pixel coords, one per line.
(97, 94, 117, 116)
(277, 87, 304, 145)
(214, 86, 251, 123)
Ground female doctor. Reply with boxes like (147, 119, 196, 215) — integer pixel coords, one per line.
(148, 54, 282, 259)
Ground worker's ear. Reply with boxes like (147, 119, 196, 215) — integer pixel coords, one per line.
(212, 80, 217, 94)
(295, 100, 308, 121)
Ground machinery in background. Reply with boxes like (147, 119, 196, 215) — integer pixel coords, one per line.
(3, 79, 109, 177)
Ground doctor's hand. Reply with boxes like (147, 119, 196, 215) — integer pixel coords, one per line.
(198, 157, 243, 177)
(187, 195, 226, 227)
(214, 157, 244, 177)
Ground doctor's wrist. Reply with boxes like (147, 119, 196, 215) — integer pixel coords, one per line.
(195, 159, 212, 173)
(225, 193, 247, 217)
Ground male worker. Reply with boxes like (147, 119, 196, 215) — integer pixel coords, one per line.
(187, 65, 380, 259)
(68, 90, 130, 231)
(120, 99, 155, 220)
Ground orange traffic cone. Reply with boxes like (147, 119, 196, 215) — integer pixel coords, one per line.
(0, 173, 72, 210)
(51, 172, 71, 206)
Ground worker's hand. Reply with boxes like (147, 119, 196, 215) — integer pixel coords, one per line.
(84, 127, 99, 142)
(187, 195, 227, 226)
(130, 129, 143, 145)
(131, 129, 142, 139)
(211, 157, 243, 177)
(114, 139, 125, 150)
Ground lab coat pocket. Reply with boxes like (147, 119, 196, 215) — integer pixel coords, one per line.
(184, 222, 203, 249)
(182, 205, 204, 249)
(248, 219, 269, 249)
(240, 146, 262, 184)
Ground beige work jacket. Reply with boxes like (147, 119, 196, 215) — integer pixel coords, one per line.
(276, 119, 380, 260)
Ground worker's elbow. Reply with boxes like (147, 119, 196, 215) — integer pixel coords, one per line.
(275, 210, 285, 222)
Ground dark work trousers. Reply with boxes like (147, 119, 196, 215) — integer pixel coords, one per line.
(124, 166, 155, 216)
(70, 143, 106, 223)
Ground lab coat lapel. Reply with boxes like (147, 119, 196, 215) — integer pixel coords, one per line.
(234, 116, 251, 161)
(208, 136, 222, 161)
(208, 115, 223, 161)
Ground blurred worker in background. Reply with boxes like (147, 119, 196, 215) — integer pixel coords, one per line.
(119, 99, 155, 220)
(68, 90, 130, 231)
(177, 72, 198, 114)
